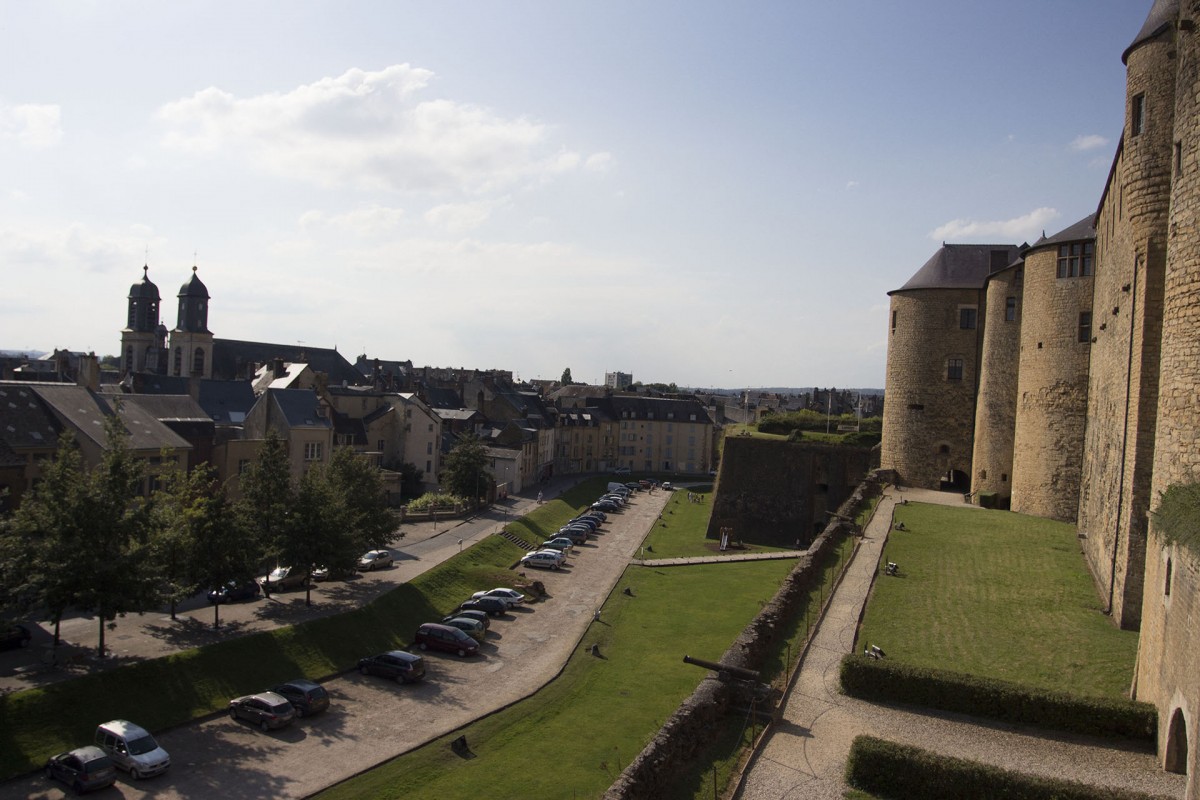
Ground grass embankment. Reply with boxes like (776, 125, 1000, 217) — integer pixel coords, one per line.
(641, 484, 793, 560)
(316, 558, 799, 800)
(0, 535, 525, 779)
(860, 502, 1138, 698)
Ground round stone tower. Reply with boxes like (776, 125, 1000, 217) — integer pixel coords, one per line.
(881, 244, 1020, 490)
(1010, 218, 1096, 522)
(969, 258, 1024, 505)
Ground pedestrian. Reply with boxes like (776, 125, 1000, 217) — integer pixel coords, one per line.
(537, 491, 543, 504)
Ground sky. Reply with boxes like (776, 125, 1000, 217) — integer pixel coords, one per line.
(0, 1, 1153, 390)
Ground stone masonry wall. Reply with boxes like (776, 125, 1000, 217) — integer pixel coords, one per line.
(708, 437, 875, 548)
(971, 266, 1022, 503)
(1010, 244, 1093, 522)
(606, 473, 886, 799)
(1138, 3, 1200, 793)
(881, 289, 982, 489)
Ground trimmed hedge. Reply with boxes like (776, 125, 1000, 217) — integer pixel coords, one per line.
(845, 736, 1171, 800)
(839, 655, 1156, 741)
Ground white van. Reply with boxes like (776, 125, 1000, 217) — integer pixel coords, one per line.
(94, 720, 170, 779)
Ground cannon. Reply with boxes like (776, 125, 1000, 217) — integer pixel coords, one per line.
(682, 654, 762, 683)
(682, 655, 781, 714)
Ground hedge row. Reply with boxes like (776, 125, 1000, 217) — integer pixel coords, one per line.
(839, 655, 1156, 741)
(845, 736, 1171, 800)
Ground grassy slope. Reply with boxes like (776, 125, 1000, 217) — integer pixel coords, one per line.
(859, 502, 1138, 698)
(316, 558, 798, 800)
(641, 485, 792, 559)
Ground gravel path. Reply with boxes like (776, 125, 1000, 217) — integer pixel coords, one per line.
(736, 488, 1185, 800)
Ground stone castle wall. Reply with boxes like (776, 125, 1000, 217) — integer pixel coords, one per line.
(1138, 1, 1200, 788)
(971, 267, 1022, 502)
(1010, 244, 1093, 522)
(881, 289, 982, 489)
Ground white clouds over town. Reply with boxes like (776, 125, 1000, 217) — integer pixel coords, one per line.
(0, 101, 62, 149)
(928, 208, 1061, 243)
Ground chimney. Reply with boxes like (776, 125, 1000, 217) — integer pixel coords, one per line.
(77, 352, 100, 392)
(273, 357, 285, 377)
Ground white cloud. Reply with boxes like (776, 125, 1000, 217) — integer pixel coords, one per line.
(0, 102, 63, 148)
(584, 152, 614, 172)
(157, 65, 604, 195)
(423, 199, 503, 234)
(845, 180, 860, 190)
(299, 205, 406, 235)
(929, 207, 1060, 242)
(1069, 134, 1109, 152)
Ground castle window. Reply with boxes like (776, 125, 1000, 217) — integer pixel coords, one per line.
(1078, 311, 1092, 343)
(1131, 93, 1145, 137)
(946, 358, 964, 381)
(891, 310, 898, 333)
(958, 307, 977, 330)
(1005, 297, 1016, 322)
(1057, 243, 1094, 278)
(1165, 556, 1172, 597)
(907, 403, 924, 411)
(939, 444, 950, 454)
(1175, 141, 1183, 177)
(980, 469, 987, 480)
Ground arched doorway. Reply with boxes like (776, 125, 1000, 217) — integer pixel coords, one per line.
(1165, 707, 1189, 774)
(939, 469, 969, 492)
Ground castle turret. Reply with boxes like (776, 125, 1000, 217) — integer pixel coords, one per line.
(1009, 217, 1096, 523)
(880, 244, 1020, 490)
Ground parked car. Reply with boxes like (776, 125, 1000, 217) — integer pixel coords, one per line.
(257, 565, 308, 592)
(357, 549, 394, 571)
(601, 494, 627, 506)
(94, 720, 170, 779)
(459, 596, 508, 616)
(440, 615, 487, 641)
(580, 510, 606, 522)
(540, 537, 574, 553)
(569, 516, 599, 530)
(638, 479, 653, 489)
(556, 527, 589, 544)
(443, 609, 490, 630)
(625, 482, 642, 491)
(358, 650, 426, 684)
(612, 466, 631, 475)
(310, 564, 356, 582)
(414, 622, 480, 657)
(472, 587, 526, 607)
(662, 481, 673, 490)
(592, 501, 619, 513)
(0, 622, 32, 650)
(269, 679, 330, 717)
(229, 691, 297, 732)
(520, 551, 564, 571)
(206, 580, 261, 605)
(44, 746, 116, 794)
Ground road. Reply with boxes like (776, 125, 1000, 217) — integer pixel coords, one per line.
(2, 483, 671, 800)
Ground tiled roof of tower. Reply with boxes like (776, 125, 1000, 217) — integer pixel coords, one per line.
(1124, 0, 1178, 63)
(890, 244, 1024, 294)
(1027, 215, 1097, 252)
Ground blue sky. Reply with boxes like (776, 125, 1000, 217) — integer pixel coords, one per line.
(0, 1, 1151, 389)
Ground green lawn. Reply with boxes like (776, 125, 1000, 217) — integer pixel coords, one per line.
(315, 558, 799, 800)
(640, 484, 793, 559)
(858, 503, 1138, 699)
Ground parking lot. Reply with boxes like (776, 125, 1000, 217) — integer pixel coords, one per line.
(1, 484, 671, 800)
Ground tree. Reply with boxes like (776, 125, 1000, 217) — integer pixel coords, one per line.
(73, 412, 156, 657)
(235, 430, 293, 593)
(561, 367, 573, 385)
(441, 435, 491, 502)
(396, 461, 424, 498)
(0, 433, 91, 645)
(326, 447, 398, 550)
(282, 464, 348, 607)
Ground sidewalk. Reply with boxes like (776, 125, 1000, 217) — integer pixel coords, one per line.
(736, 488, 1185, 799)
(0, 475, 584, 694)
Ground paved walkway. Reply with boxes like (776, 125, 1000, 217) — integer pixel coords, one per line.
(636, 551, 804, 567)
(736, 488, 1185, 800)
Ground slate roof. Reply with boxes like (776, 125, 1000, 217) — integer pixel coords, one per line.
(422, 386, 464, 409)
(211, 339, 363, 386)
(1124, 0, 1178, 63)
(602, 395, 712, 423)
(0, 382, 63, 454)
(1026, 215, 1096, 252)
(27, 384, 191, 453)
(435, 408, 480, 421)
(197, 380, 255, 425)
(890, 244, 1024, 294)
(263, 389, 331, 430)
(116, 393, 211, 424)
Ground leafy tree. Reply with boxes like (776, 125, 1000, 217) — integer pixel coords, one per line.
(326, 447, 398, 550)
(284, 464, 351, 607)
(396, 461, 424, 498)
(561, 367, 573, 385)
(235, 430, 293, 588)
(441, 435, 491, 502)
(74, 412, 156, 657)
(0, 433, 91, 645)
